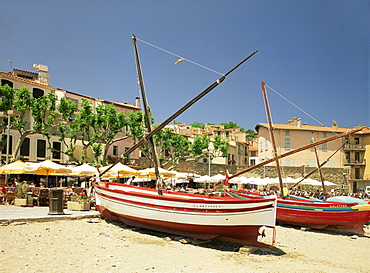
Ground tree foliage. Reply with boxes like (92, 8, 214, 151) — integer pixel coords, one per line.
(191, 121, 205, 129)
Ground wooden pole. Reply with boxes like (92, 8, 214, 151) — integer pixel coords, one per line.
(314, 147, 327, 193)
(100, 38, 258, 177)
(261, 81, 285, 197)
(229, 126, 366, 179)
(290, 139, 348, 189)
(132, 34, 162, 193)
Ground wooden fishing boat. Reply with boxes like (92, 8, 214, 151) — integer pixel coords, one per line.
(226, 189, 370, 235)
(224, 82, 370, 235)
(94, 182, 277, 248)
(93, 35, 279, 248)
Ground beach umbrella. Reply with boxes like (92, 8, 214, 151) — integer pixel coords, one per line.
(248, 177, 271, 186)
(71, 163, 96, 176)
(164, 178, 189, 186)
(210, 174, 226, 182)
(71, 163, 97, 176)
(26, 160, 72, 186)
(71, 163, 99, 187)
(137, 167, 176, 178)
(100, 162, 137, 179)
(194, 175, 213, 183)
(0, 161, 29, 174)
(229, 176, 249, 184)
(172, 171, 189, 179)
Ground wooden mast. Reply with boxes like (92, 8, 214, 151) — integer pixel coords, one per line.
(132, 34, 162, 193)
(229, 126, 366, 179)
(99, 38, 258, 177)
(314, 147, 327, 193)
(261, 81, 285, 197)
(290, 139, 348, 189)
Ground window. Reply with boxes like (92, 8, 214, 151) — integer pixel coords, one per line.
(345, 152, 350, 163)
(52, 142, 61, 159)
(250, 159, 255, 166)
(284, 138, 290, 149)
(323, 132, 327, 138)
(33, 88, 44, 98)
(113, 145, 118, 156)
(259, 142, 263, 153)
(285, 131, 290, 136)
(37, 139, 46, 158)
(354, 138, 360, 145)
(355, 152, 360, 163)
(322, 142, 327, 151)
(265, 139, 268, 151)
(1, 135, 12, 154)
(125, 125, 130, 136)
(355, 168, 360, 179)
(1, 79, 13, 87)
(20, 138, 30, 156)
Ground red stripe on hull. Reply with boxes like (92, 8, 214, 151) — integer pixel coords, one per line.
(97, 205, 272, 248)
(99, 191, 274, 214)
(277, 208, 370, 234)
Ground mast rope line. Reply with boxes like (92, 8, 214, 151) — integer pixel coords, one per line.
(136, 37, 225, 76)
(264, 83, 340, 135)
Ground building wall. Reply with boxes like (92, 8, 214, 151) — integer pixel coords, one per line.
(257, 123, 346, 168)
(0, 66, 140, 165)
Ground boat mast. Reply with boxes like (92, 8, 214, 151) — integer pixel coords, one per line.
(314, 147, 327, 193)
(99, 39, 258, 177)
(290, 138, 349, 189)
(132, 34, 163, 193)
(261, 81, 285, 197)
(229, 126, 366, 179)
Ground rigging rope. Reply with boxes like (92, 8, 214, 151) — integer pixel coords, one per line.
(264, 83, 340, 134)
(136, 37, 225, 76)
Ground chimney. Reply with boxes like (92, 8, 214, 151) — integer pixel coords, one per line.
(297, 118, 302, 127)
(291, 117, 297, 126)
(33, 64, 50, 85)
(135, 97, 141, 109)
(332, 120, 338, 129)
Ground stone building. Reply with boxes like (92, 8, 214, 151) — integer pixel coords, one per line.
(0, 64, 140, 165)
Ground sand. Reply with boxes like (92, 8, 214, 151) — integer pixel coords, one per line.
(0, 218, 369, 273)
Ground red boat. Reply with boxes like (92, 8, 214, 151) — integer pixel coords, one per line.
(94, 182, 277, 248)
(227, 189, 370, 235)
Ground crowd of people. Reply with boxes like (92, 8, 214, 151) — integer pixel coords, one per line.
(244, 187, 369, 200)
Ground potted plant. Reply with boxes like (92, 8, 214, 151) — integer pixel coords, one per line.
(67, 193, 91, 211)
(14, 181, 33, 207)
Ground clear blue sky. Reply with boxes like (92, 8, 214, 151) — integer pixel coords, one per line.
(1, 0, 368, 131)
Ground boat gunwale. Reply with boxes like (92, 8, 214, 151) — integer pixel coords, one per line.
(93, 182, 276, 205)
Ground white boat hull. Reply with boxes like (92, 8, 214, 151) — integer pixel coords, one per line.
(94, 182, 277, 247)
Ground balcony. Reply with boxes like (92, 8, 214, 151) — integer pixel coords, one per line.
(344, 161, 366, 166)
(344, 144, 365, 151)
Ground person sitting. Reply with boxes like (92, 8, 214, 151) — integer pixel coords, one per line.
(126, 176, 135, 185)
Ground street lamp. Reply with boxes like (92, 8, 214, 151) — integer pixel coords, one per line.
(0, 110, 20, 185)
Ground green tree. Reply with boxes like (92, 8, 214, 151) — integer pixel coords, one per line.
(9, 87, 71, 161)
(213, 135, 230, 157)
(221, 121, 238, 129)
(245, 129, 257, 140)
(153, 128, 190, 169)
(191, 121, 205, 129)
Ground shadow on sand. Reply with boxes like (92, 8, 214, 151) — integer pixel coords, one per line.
(103, 218, 286, 256)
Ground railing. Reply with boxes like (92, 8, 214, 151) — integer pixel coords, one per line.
(344, 144, 365, 150)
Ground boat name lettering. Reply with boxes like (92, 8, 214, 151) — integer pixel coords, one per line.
(193, 204, 223, 208)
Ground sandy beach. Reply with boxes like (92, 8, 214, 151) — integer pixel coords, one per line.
(0, 216, 369, 273)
